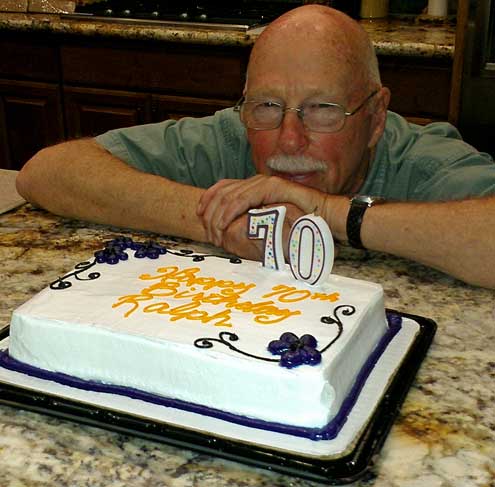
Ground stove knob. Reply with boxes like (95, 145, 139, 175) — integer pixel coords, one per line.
(198, 13, 208, 21)
(103, 8, 113, 16)
(151, 11, 159, 18)
(179, 12, 189, 20)
(122, 9, 132, 17)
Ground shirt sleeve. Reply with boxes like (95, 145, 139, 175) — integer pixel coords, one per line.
(94, 108, 256, 189)
(364, 113, 495, 201)
(412, 148, 495, 200)
(406, 124, 495, 200)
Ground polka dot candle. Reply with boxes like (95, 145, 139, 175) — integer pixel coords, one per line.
(288, 214, 334, 285)
(247, 206, 286, 271)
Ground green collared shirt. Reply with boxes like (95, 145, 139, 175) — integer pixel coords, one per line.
(96, 108, 495, 200)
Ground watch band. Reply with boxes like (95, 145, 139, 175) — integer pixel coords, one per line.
(346, 200, 368, 249)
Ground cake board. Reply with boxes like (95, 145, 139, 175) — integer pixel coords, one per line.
(0, 311, 436, 485)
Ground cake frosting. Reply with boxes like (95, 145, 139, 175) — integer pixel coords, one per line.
(5, 237, 399, 440)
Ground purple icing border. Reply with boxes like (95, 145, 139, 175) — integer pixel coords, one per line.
(0, 317, 401, 441)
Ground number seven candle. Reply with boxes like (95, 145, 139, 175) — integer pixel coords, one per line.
(247, 206, 286, 271)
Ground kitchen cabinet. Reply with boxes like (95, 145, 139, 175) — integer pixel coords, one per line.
(64, 86, 151, 138)
(454, 0, 495, 156)
(0, 38, 64, 170)
(60, 42, 245, 99)
(64, 87, 236, 138)
(0, 33, 246, 168)
(151, 94, 236, 122)
(0, 80, 64, 170)
(60, 40, 245, 138)
(379, 56, 452, 125)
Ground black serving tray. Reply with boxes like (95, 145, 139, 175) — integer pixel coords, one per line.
(0, 311, 436, 485)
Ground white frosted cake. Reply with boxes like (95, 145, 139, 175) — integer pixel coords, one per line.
(4, 237, 400, 440)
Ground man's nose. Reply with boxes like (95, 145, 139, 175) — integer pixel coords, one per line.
(277, 110, 308, 155)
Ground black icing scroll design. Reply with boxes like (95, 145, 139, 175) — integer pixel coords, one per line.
(194, 304, 356, 367)
(318, 304, 356, 353)
(194, 332, 278, 363)
(50, 259, 100, 290)
(168, 248, 242, 264)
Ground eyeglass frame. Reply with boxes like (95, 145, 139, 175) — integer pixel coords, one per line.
(233, 89, 380, 133)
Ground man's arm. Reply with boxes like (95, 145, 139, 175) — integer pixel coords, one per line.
(16, 139, 208, 242)
(333, 196, 495, 289)
(197, 175, 495, 288)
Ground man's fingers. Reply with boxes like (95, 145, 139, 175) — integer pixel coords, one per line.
(199, 177, 262, 245)
(197, 179, 237, 216)
(216, 175, 280, 229)
(198, 175, 293, 248)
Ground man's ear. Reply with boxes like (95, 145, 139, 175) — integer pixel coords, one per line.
(368, 87, 391, 149)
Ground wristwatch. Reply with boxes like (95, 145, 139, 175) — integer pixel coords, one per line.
(346, 195, 385, 249)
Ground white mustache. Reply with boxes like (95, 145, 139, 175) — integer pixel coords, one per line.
(266, 155, 327, 174)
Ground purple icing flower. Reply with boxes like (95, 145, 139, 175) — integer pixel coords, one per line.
(268, 332, 321, 369)
(107, 236, 134, 250)
(132, 240, 167, 259)
(94, 246, 129, 265)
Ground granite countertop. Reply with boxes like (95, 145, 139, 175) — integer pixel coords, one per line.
(0, 12, 455, 57)
(0, 204, 494, 486)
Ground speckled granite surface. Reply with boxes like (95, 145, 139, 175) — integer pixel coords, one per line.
(0, 204, 494, 486)
(0, 12, 455, 57)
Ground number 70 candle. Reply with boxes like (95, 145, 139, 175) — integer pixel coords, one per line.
(248, 206, 334, 285)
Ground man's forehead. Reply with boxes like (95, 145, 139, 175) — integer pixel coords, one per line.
(245, 86, 345, 101)
(246, 50, 353, 102)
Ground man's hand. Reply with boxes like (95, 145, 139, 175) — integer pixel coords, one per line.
(197, 174, 326, 247)
(219, 203, 307, 261)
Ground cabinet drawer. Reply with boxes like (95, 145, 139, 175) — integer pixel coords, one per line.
(61, 43, 247, 98)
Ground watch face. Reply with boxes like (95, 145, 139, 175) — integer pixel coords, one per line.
(352, 195, 385, 206)
(353, 195, 373, 205)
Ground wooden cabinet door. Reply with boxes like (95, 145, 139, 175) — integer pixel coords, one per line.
(379, 56, 452, 124)
(151, 94, 236, 122)
(64, 86, 152, 138)
(0, 79, 64, 170)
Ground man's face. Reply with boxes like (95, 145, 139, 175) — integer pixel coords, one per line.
(246, 32, 376, 195)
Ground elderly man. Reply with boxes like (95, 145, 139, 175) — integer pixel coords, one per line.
(16, 5, 495, 288)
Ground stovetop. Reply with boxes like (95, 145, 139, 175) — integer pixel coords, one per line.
(71, 1, 303, 30)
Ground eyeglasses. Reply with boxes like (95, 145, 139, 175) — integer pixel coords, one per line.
(234, 90, 379, 133)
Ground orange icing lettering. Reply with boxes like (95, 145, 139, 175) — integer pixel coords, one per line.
(113, 265, 308, 327)
(311, 292, 340, 302)
(142, 301, 233, 327)
(262, 284, 340, 303)
(112, 291, 154, 318)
